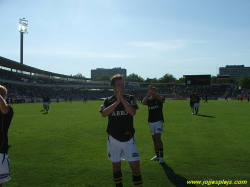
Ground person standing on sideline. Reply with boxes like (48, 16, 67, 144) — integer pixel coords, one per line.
(139, 94, 143, 103)
(204, 93, 208, 103)
(225, 95, 228, 102)
(99, 74, 142, 187)
(142, 85, 165, 164)
(190, 90, 196, 115)
(0, 85, 14, 187)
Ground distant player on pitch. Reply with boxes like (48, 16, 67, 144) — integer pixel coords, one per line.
(44, 95, 51, 114)
(99, 74, 142, 187)
(194, 92, 201, 115)
(142, 85, 165, 164)
(190, 90, 196, 115)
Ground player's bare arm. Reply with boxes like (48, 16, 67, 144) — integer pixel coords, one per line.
(101, 100, 120, 117)
(0, 95, 9, 114)
(152, 91, 164, 102)
(120, 95, 136, 116)
(142, 93, 150, 105)
(101, 87, 122, 117)
(142, 85, 154, 105)
(142, 89, 153, 105)
(117, 87, 136, 116)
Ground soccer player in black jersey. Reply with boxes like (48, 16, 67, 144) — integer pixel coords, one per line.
(44, 95, 51, 114)
(0, 85, 14, 187)
(142, 85, 165, 163)
(99, 74, 142, 187)
(190, 90, 196, 115)
(194, 92, 201, 115)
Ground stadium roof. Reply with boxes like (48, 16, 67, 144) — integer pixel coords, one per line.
(0, 56, 90, 80)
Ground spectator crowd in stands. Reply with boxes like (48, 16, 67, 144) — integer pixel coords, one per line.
(1, 68, 249, 103)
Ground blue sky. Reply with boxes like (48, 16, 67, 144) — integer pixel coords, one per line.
(1, 0, 250, 79)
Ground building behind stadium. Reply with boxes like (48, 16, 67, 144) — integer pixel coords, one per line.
(218, 65, 250, 82)
(91, 67, 126, 79)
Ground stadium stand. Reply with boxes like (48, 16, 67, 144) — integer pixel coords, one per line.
(1, 56, 246, 103)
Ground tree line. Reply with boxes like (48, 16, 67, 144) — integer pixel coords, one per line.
(73, 73, 250, 89)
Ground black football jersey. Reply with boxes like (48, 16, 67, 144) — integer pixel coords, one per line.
(100, 94, 138, 142)
(146, 99, 164, 123)
(190, 94, 195, 103)
(194, 95, 200, 103)
(0, 106, 14, 153)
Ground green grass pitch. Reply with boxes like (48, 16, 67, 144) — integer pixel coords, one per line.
(5, 100, 250, 187)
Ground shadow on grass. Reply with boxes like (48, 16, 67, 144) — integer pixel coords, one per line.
(160, 163, 196, 187)
(196, 114, 215, 118)
(40, 109, 48, 115)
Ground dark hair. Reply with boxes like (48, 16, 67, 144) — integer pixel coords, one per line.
(110, 74, 123, 87)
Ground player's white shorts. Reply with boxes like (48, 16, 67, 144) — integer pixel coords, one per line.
(194, 103, 200, 108)
(107, 135, 140, 163)
(148, 121, 163, 135)
(44, 102, 50, 107)
(0, 153, 11, 184)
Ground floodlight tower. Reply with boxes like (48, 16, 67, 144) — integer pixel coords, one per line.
(19, 18, 28, 64)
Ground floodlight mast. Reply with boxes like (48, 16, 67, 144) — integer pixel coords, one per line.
(19, 18, 28, 64)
